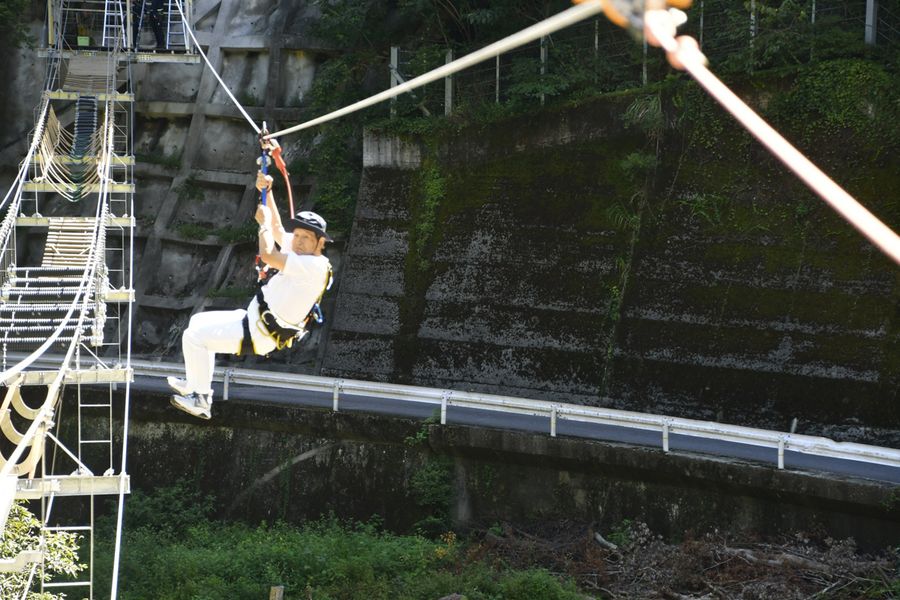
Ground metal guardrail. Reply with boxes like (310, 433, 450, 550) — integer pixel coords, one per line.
(114, 358, 900, 473)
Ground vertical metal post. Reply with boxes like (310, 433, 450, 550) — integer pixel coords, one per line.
(865, 0, 878, 45)
(185, 0, 193, 53)
(47, 0, 55, 47)
(642, 36, 648, 86)
(223, 369, 231, 401)
(332, 380, 342, 412)
(390, 46, 399, 118)
(550, 406, 557, 437)
(777, 437, 785, 469)
(444, 49, 453, 116)
(811, 0, 816, 24)
(126, 0, 133, 50)
(440, 391, 450, 425)
(749, 0, 757, 69)
(662, 421, 670, 453)
(594, 18, 599, 56)
(539, 36, 547, 106)
(699, 0, 705, 48)
(495, 55, 500, 104)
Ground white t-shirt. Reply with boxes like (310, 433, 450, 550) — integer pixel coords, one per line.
(258, 227, 331, 328)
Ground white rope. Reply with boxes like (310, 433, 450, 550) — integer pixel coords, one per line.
(265, 1, 605, 139)
(644, 10, 900, 265)
(0, 98, 50, 214)
(171, 0, 261, 134)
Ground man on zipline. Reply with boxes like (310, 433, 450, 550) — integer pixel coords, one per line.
(168, 166, 333, 419)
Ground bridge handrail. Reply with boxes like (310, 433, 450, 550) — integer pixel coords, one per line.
(15, 354, 897, 471)
(119, 359, 900, 472)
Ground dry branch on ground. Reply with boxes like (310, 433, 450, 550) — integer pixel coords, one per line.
(464, 520, 900, 599)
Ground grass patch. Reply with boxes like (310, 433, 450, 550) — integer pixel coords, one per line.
(175, 222, 208, 240)
(92, 484, 583, 600)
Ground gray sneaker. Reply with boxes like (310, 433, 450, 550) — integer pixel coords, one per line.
(170, 392, 212, 420)
(167, 376, 191, 396)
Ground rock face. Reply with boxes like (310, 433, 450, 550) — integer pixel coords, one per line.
(324, 96, 899, 447)
(0, 2, 339, 374)
(127, 0, 335, 372)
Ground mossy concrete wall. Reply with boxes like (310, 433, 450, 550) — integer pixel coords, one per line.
(76, 391, 900, 551)
(324, 77, 899, 448)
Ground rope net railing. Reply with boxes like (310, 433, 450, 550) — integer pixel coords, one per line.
(0, 4, 135, 597)
(0, 0, 123, 501)
(32, 105, 105, 202)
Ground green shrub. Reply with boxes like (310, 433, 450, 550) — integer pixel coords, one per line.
(92, 486, 585, 600)
(176, 176, 204, 203)
(216, 223, 258, 244)
(1, 502, 85, 598)
(175, 222, 208, 240)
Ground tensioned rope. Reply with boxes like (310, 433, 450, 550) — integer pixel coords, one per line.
(171, 0, 900, 264)
(264, 1, 606, 138)
(642, 9, 900, 265)
(0, 98, 51, 215)
(171, 0, 261, 134)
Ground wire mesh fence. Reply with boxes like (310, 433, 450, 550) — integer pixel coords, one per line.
(387, 0, 898, 119)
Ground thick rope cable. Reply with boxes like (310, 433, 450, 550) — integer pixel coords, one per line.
(33, 107, 104, 201)
(264, 1, 605, 139)
(0, 137, 110, 475)
(0, 98, 50, 215)
(643, 10, 900, 265)
(0, 113, 112, 470)
(0, 116, 112, 388)
(171, 0, 261, 134)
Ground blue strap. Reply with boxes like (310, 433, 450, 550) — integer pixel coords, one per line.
(260, 147, 269, 206)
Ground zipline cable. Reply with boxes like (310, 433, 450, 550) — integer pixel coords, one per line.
(264, 1, 605, 139)
(170, 0, 899, 265)
(172, 0, 261, 134)
(643, 9, 900, 265)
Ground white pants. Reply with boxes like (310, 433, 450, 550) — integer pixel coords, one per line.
(182, 298, 276, 397)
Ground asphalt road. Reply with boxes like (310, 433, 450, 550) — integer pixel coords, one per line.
(132, 374, 900, 485)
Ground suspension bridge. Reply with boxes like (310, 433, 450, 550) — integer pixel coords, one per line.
(0, 1, 197, 597)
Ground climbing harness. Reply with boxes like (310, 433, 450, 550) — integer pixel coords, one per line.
(236, 265, 333, 356)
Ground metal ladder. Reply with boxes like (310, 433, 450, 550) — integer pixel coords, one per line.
(101, 0, 126, 48)
(165, 0, 187, 49)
